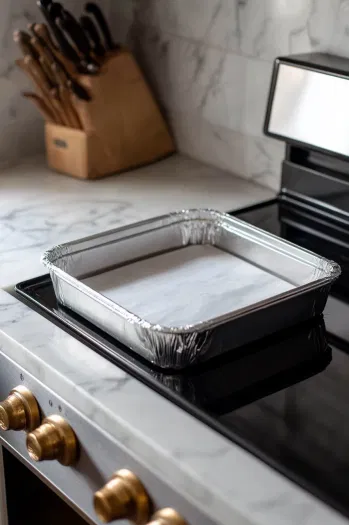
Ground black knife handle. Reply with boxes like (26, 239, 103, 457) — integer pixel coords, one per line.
(67, 79, 91, 102)
(46, 1, 96, 76)
(57, 17, 100, 72)
(61, 9, 93, 57)
(37, 1, 82, 67)
(80, 15, 105, 57)
(85, 2, 116, 51)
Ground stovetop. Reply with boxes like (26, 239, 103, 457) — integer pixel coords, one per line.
(15, 197, 349, 519)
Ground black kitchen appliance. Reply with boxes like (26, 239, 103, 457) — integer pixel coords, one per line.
(263, 52, 349, 300)
(12, 52, 349, 521)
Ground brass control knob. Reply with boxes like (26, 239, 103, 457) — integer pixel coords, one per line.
(94, 469, 151, 524)
(147, 509, 188, 525)
(0, 386, 40, 432)
(26, 415, 77, 466)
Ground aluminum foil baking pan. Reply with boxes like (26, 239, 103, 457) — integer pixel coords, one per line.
(42, 209, 340, 369)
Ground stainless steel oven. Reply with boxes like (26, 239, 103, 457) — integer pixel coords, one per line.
(0, 350, 210, 525)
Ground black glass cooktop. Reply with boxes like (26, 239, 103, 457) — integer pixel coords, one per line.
(15, 197, 349, 519)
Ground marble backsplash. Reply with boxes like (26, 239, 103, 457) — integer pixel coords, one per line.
(2, 0, 349, 190)
(109, 0, 349, 190)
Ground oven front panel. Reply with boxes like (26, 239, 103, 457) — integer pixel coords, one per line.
(0, 350, 218, 525)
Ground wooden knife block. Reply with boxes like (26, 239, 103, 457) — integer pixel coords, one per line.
(46, 50, 175, 179)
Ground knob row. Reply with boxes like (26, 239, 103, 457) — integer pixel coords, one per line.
(0, 386, 77, 466)
(0, 388, 187, 524)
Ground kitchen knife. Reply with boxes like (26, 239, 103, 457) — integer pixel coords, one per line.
(37, 0, 75, 56)
(39, 55, 56, 85)
(61, 7, 93, 52)
(23, 55, 53, 95)
(55, 7, 100, 70)
(32, 23, 58, 52)
(29, 35, 57, 84)
(79, 15, 105, 57)
(29, 33, 50, 59)
(67, 78, 91, 102)
(14, 31, 57, 91)
(50, 87, 70, 126)
(58, 85, 83, 129)
(22, 53, 55, 92)
(13, 30, 41, 62)
(51, 61, 91, 102)
(37, 0, 94, 74)
(46, 3, 84, 63)
(16, 57, 42, 93)
(22, 92, 55, 122)
(85, 2, 119, 51)
(17, 57, 64, 125)
(31, 24, 92, 101)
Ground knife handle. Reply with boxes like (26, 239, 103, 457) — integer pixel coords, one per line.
(37, 1, 83, 69)
(13, 30, 40, 61)
(67, 78, 91, 102)
(50, 60, 66, 85)
(56, 17, 99, 72)
(17, 58, 63, 125)
(39, 55, 56, 86)
(58, 85, 83, 129)
(32, 24, 90, 100)
(61, 9, 93, 56)
(22, 92, 55, 122)
(24, 27, 91, 101)
(50, 88, 70, 126)
(50, 60, 91, 102)
(31, 24, 63, 66)
(29, 35, 56, 84)
(33, 23, 59, 53)
(23, 55, 53, 93)
(85, 2, 117, 51)
(41, 0, 53, 8)
(79, 15, 105, 57)
(30, 35, 48, 58)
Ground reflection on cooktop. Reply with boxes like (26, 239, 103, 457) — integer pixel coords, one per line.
(153, 317, 331, 413)
(221, 343, 349, 516)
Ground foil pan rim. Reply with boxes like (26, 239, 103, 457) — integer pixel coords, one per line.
(41, 208, 341, 334)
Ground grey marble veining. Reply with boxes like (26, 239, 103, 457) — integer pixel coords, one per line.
(0, 291, 347, 525)
(106, 0, 349, 190)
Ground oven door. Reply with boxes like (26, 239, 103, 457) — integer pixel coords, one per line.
(0, 446, 88, 525)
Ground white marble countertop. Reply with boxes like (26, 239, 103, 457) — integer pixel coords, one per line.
(0, 154, 272, 289)
(1, 155, 346, 525)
